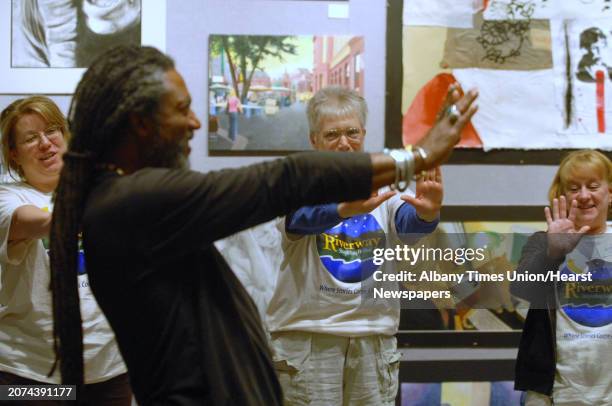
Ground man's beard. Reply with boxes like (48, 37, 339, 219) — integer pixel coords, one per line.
(144, 132, 190, 170)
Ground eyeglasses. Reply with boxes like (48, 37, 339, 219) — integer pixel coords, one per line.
(321, 127, 363, 142)
(17, 127, 63, 147)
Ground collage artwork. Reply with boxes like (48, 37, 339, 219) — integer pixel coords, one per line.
(402, 0, 612, 151)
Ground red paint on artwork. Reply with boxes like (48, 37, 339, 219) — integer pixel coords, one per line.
(403, 73, 483, 148)
(597, 70, 605, 133)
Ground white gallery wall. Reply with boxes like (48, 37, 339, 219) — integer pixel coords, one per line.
(0, 0, 556, 206)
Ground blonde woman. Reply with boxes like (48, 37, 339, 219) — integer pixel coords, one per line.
(0, 96, 130, 404)
(513, 150, 612, 406)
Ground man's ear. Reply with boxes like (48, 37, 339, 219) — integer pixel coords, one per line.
(129, 113, 154, 139)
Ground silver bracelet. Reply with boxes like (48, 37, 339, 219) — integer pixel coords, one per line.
(383, 148, 414, 192)
(414, 146, 428, 167)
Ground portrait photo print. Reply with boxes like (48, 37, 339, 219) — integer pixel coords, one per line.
(11, 0, 142, 68)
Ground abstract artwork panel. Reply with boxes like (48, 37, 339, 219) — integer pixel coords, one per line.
(401, 382, 523, 406)
(402, 0, 612, 150)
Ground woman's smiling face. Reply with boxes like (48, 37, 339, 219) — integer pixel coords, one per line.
(563, 166, 611, 234)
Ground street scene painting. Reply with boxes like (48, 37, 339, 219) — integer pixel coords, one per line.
(208, 34, 364, 153)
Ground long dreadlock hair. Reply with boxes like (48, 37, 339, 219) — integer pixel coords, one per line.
(49, 45, 174, 386)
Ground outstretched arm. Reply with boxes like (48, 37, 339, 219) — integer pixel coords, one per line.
(8, 205, 52, 241)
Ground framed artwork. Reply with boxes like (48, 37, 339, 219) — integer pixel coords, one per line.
(400, 381, 521, 406)
(207, 34, 364, 154)
(397, 219, 545, 334)
(1, 0, 166, 94)
(386, 0, 612, 162)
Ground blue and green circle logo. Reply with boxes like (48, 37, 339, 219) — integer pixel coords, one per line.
(316, 214, 386, 283)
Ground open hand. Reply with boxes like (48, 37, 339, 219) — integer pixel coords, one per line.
(417, 84, 479, 168)
(338, 190, 396, 218)
(545, 196, 590, 259)
(401, 167, 443, 222)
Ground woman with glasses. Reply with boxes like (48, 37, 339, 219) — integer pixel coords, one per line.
(267, 86, 446, 405)
(0, 96, 131, 404)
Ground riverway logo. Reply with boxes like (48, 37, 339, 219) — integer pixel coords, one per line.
(558, 258, 612, 328)
(316, 214, 385, 283)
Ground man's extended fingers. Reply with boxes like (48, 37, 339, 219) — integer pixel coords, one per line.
(437, 83, 462, 121)
(455, 89, 478, 114)
(436, 85, 477, 126)
(455, 104, 479, 130)
(443, 83, 458, 104)
(446, 85, 461, 106)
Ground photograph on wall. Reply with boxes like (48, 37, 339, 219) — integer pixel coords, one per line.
(12, 0, 141, 68)
(207, 34, 364, 153)
(0, 0, 166, 93)
(399, 221, 546, 332)
(401, 0, 612, 151)
(553, 17, 612, 140)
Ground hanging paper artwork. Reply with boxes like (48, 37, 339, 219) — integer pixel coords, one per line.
(402, 0, 612, 150)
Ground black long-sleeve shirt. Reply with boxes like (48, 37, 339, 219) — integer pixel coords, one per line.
(512, 232, 564, 396)
(81, 152, 372, 405)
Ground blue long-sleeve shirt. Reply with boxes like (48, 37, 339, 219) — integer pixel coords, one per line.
(286, 201, 438, 236)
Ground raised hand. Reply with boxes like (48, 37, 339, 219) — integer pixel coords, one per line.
(417, 84, 479, 169)
(545, 196, 590, 259)
(338, 190, 396, 218)
(369, 83, 477, 192)
(400, 167, 443, 222)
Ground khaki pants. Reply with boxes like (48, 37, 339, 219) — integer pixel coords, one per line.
(524, 391, 553, 406)
(270, 332, 401, 406)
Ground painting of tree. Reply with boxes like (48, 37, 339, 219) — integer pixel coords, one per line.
(209, 35, 298, 102)
(208, 34, 364, 152)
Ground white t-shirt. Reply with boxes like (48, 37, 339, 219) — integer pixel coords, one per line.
(266, 195, 406, 337)
(0, 182, 126, 383)
(553, 227, 612, 405)
(216, 219, 282, 320)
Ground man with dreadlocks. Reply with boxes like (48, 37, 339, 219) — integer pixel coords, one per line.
(50, 45, 477, 405)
